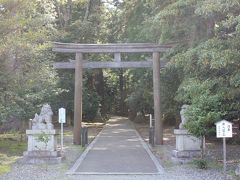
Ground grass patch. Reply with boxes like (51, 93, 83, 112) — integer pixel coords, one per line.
(0, 165, 11, 174)
(162, 159, 174, 168)
(0, 133, 27, 175)
(63, 130, 73, 136)
(0, 154, 19, 175)
(192, 159, 208, 169)
(0, 139, 27, 156)
(228, 170, 240, 180)
(207, 160, 222, 170)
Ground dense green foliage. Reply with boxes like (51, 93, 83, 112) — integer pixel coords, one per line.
(161, 0, 240, 137)
(113, 0, 240, 137)
(0, 0, 239, 135)
(0, 0, 60, 123)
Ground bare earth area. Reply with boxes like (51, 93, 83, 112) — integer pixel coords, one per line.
(0, 117, 239, 180)
(134, 122, 240, 180)
(0, 122, 104, 180)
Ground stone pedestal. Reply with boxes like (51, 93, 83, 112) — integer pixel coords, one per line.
(172, 129, 201, 162)
(235, 164, 240, 176)
(21, 129, 63, 164)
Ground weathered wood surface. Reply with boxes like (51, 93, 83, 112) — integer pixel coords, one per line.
(73, 53, 83, 145)
(152, 52, 163, 145)
(114, 53, 121, 62)
(52, 42, 172, 53)
(53, 60, 167, 69)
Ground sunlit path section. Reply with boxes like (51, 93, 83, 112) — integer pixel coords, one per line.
(68, 116, 163, 175)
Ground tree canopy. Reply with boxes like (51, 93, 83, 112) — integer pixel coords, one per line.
(0, 0, 239, 136)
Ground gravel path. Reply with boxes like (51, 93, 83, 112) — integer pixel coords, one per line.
(0, 163, 231, 180)
(0, 117, 236, 180)
(72, 118, 162, 174)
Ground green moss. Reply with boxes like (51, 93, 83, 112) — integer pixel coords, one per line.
(0, 165, 11, 175)
(0, 153, 19, 175)
(162, 160, 174, 168)
(193, 159, 208, 169)
(207, 161, 222, 170)
(64, 131, 73, 136)
(0, 140, 27, 156)
(0, 133, 27, 175)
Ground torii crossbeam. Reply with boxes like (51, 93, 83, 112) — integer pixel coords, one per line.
(52, 42, 172, 145)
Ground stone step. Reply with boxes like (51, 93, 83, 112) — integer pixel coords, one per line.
(20, 156, 63, 164)
(23, 150, 61, 158)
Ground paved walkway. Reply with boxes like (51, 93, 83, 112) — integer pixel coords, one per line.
(68, 117, 163, 175)
(1, 117, 227, 180)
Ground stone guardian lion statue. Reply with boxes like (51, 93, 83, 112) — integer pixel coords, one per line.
(31, 104, 54, 130)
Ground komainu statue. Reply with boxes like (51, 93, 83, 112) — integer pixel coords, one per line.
(179, 104, 189, 129)
(31, 104, 54, 130)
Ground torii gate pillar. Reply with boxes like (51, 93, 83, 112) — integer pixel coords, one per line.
(52, 43, 172, 145)
(73, 53, 83, 144)
(153, 52, 163, 145)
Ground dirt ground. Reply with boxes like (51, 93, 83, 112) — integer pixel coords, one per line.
(1, 118, 239, 179)
(134, 122, 240, 173)
(0, 122, 105, 175)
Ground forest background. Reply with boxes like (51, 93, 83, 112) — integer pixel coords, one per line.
(0, 0, 239, 137)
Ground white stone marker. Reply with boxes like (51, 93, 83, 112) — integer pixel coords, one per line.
(215, 120, 233, 176)
(58, 108, 66, 155)
(150, 114, 153, 128)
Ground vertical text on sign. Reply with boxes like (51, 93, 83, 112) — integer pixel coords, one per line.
(215, 120, 232, 138)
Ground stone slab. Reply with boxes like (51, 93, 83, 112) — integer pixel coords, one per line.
(26, 129, 57, 135)
(236, 164, 240, 176)
(172, 149, 201, 158)
(21, 149, 63, 164)
(20, 156, 63, 164)
(174, 129, 188, 135)
(26, 130, 58, 151)
(174, 129, 201, 151)
(23, 150, 61, 157)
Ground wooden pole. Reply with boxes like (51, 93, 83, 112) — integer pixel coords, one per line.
(223, 137, 226, 176)
(73, 53, 83, 145)
(152, 52, 163, 145)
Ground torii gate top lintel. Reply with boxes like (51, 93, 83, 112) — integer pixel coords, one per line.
(52, 42, 172, 53)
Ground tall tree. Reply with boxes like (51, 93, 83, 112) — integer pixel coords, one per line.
(0, 0, 60, 123)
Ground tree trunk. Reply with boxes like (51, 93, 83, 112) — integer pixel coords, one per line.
(67, 0, 72, 21)
(54, 0, 72, 28)
(94, 69, 106, 115)
(84, 0, 92, 22)
(207, 18, 215, 38)
(200, 136, 205, 159)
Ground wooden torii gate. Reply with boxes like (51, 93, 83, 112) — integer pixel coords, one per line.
(52, 43, 172, 145)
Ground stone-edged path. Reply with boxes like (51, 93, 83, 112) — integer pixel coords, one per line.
(0, 117, 230, 180)
(67, 117, 163, 175)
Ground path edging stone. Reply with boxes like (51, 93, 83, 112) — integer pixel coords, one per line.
(66, 125, 107, 175)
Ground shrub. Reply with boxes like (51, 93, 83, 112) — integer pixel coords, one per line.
(193, 159, 208, 169)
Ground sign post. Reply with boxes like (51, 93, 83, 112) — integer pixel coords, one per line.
(58, 108, 66, 155)
(215, 120, 232, 177)
(149, 114, 155, 146)
(150, 114, 152, 128)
